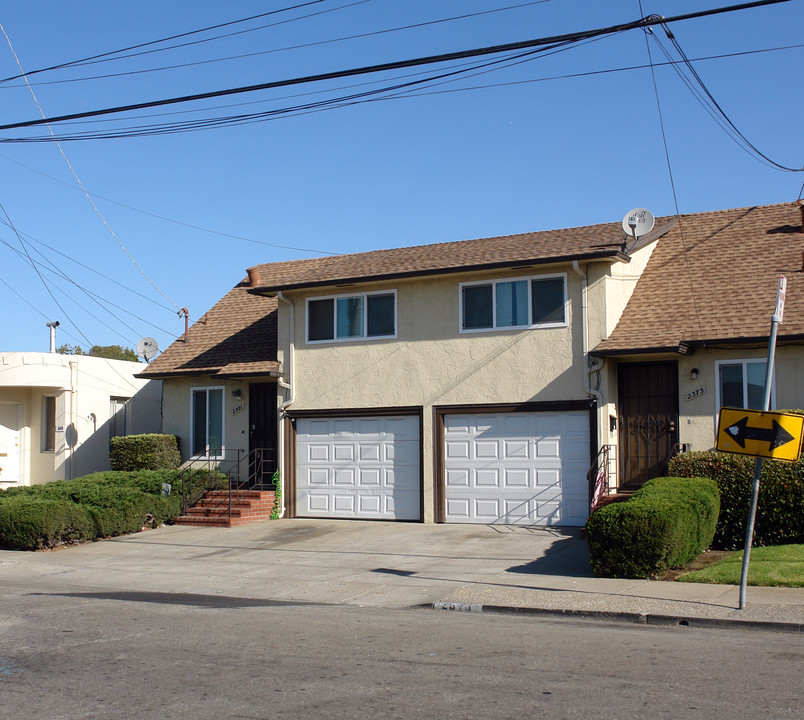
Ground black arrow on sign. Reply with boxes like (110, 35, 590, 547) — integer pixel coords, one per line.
(725, 417, 795, 451)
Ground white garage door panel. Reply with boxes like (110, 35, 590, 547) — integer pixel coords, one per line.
(296, 415, 420, 520)
(444, 411, 589, 526)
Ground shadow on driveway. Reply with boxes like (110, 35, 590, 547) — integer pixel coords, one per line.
(506, 532, 594, 578)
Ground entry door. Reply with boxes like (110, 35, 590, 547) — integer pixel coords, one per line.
(0, 403, 22, 487)
(248, 383, 277, 486)
(618, 362, 679, 489)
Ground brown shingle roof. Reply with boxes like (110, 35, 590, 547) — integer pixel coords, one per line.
(594, 202, 804, 355)
(246, 224, 630, 292)
(138, 281, 278, 379)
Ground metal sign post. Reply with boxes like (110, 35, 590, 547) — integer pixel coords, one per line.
(738, 275, 786, 609)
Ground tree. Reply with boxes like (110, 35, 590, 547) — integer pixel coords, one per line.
(57, 344, 140, 362)
(88, 345, 140, 362)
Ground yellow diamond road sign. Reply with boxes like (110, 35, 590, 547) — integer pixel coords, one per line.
(716, 407, 804, 462)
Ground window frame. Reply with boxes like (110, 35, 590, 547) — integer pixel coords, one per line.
(714, 358, 776, 412)
(306, 289, 398, 344)
(190, 386, 225, 459)
(109, 396, 130, 441)
(458, 273, 568, 333)
(41, 395, 56, 452)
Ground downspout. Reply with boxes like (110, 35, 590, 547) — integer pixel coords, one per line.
(276, 290, 295, 518)
(68, 360, 78, 480)
(571, 261, 604, 405)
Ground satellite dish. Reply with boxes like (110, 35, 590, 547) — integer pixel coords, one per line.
(622, 208, 655, 239)
(137, 337, 159, 363)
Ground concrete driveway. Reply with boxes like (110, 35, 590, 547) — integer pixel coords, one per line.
(0, 518, 592, 609)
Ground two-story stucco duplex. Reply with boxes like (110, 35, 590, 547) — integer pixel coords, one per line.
(140, 202, 804, 526)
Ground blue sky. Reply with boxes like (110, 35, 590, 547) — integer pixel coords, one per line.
(1, 0, 801, 356)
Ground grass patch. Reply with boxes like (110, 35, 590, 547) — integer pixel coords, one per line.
(677, 544, 804, 587)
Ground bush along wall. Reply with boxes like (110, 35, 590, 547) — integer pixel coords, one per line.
(0, 470, 190, 550)
(667, 451, 804, 549)
(585, 476, 720, 579)
(109, 434, 181, 471)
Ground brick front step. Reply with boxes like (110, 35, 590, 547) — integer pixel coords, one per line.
(175, 489, 276, 528)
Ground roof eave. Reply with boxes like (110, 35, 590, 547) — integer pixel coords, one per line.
(247, 249, 628, 296)
(592, 332, 804, 358)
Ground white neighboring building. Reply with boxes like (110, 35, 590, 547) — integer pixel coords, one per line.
(0, 352, 162, 487)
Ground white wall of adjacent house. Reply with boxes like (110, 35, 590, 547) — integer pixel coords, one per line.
(0, 353, 161, 485)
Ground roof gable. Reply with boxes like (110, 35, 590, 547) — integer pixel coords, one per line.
(594, 203, 804, 355)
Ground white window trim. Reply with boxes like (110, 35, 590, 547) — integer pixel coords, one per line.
(306, 289, 398, 344)
(458, 272, 568, 333)
(190, 386, 226, 459)
(714, 358, 776, 412)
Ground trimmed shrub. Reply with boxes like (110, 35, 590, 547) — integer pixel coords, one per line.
(585, 476, 720, 578)
(0, 469, 210, 550)
(109, 434, 181, 471)
(0, 498, 95, 550)
(667, 451, 804, 549)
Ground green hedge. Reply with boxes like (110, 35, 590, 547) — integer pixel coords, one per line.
(585, 476, 720, 578)
(109, 434, 181, 471)
(0, 469, 222, 551)
(0, 499, 96, 550)
(667, 451, 804, 549)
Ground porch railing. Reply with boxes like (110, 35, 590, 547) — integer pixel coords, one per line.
(588, 444, 616, 515)
(178, 447, 277, 517)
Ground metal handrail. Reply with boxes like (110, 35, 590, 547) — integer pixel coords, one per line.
(179, 448, 278, 517)
(588, 444, 616, 514)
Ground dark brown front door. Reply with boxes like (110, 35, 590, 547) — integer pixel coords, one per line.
(617, 361, 679, 489)
(249, 383, 277, 486)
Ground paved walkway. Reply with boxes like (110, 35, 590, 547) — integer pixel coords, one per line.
(1, 519, 802, 631)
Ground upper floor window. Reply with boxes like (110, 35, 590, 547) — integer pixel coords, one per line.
(192, 387, 224, 458)
(460, 274, 567, 332)
(307, 291, 396, 343)
(716, 359, 774, 410)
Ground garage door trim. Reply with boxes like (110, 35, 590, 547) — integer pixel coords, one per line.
(288, 406, 423, 521)
(434, 400, 596, 523)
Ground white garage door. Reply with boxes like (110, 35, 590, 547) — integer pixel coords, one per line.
(296, 415, 420, 520)
(444, 410, 589, 526)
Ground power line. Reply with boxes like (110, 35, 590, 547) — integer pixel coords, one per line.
(653, 24, 802, 172)
(1, 1, 554, 90)
(0, 153, 339, 255)
(0, 21, 184, 312)
(0, 0, 329, 84)
(0, 218, 175, 313)
(0, 1, 790, 134)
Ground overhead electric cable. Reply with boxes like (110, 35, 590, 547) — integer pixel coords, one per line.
(0, 0, 790, 133)
(0, 0, 328, 84)
(637, 1, 706, 344)
(0, 216, 174, 311)
(0, 21, 184, 312)
(2, 39, 588, 142)
(0, 233, 177, 335)
(656, 24, 802, 172)
(1, 1, 554, 89)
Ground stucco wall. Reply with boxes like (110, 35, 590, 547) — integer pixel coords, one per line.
(279, 264, 613, 522)
(677, 346, 804, 451)
(161, 376, 252, 464)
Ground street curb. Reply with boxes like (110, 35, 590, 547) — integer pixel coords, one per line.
(428, 601, 803, 634)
